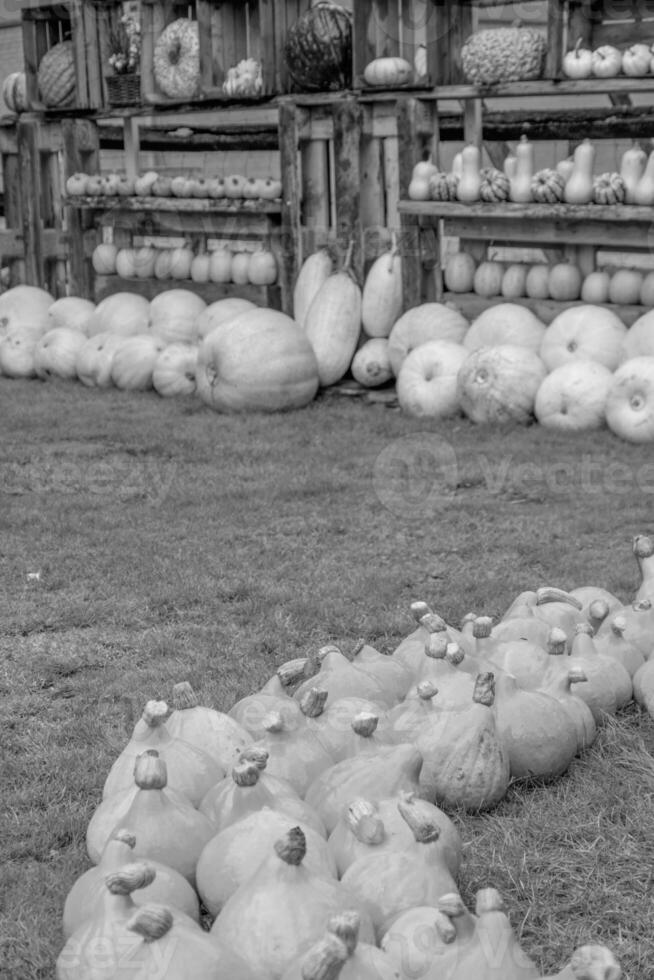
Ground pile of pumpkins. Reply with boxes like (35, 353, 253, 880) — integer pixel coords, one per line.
(443, 251, 654, 307)
(65, 171, 282, 202)
(562, 40, 654, 79)
(91, 241, 278, 288)
(408, 138, 654, 208)
(55, 535, 654, 978)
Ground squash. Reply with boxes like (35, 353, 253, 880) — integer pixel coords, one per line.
(608, 268, 644, 306)
(350, 337, 393, 387)
(38, 40, 76, 107)
(304, 243, 362, 386)
(621, 309, 654, 360)
(620, 145, 647, 204)
(473, 260, 504, 298)
(456, 144, 482, 204)
(388, 303, 469, 375)
(461, 27, 547, 85)
(563, 139, 595, 204)
(196, 297, 256, 340)
(396, 339, 467, 419)
(509, 135, 535, 203)
(283, 911, 399, 980)
(152, 343, 198, 397)
(111, 334, 167, 390)
(2, 71, 27, 113)
(33, 327, 88, 381)
(444, 252, 477, 292)
(248, 247, 278, 285)
(363, 57, 413, 87)
(525, 263, 551, 299)
(75, 331, 123, 388)
(165, 681, 252, 767)
(479, 167, 511, 203)
(153, 19, 200, 100)
(86, 292, 150, 337)
(581, 270, 611, 304)
(501, 264, 529, 299)
(284, 1, 353, 92)
(534, 360, 613, 431)
(197, 308, 319, 412)
(92, 243, 118, 274)
(633, 149, 654, 206)
(0, 327, 38, 379)
(593, 172, 626, 205)
(149, 289, 205, 345)
(293, 249, 335, 328)
(540, 306, 627, 371)
(548, 262, 582, 301)
(361, 239, 403, 338)
(428, 170, 459, 201)
(457, 344, 547, 424)
(531, 168, 566, 203)
(605, 356, 654, 443)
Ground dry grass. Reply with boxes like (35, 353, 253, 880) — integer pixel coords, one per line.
(1, 377, 653, 978)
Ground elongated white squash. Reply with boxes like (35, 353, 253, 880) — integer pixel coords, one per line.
(293, 249, 335, 329)
(351, 338, 393, 387)
(361, 242, 402, 338)
(305, 244, 362, 387)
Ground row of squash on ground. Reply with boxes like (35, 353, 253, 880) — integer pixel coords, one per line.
(3, 240, 654, 439)
(56, 534, 654, 979)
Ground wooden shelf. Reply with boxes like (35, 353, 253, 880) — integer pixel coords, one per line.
(66, 195, 282, 215)
(93, 276, 281, 307)
(442, 292, 647, 327)
(399, 201, 654, 221)
(392, 77, 654, 101)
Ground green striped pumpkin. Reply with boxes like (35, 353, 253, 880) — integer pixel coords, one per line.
(38, 40, 76, 107)
(284, 1, 352, 92)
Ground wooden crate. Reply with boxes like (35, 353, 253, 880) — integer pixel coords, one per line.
(140, 0, 304, 105)
(567, 0, 654, 52)
(352, 0, 460, 88)
(20, 0, 125, 111)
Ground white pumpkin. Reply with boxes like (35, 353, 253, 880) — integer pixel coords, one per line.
(534, 360, 614, 431)
(305, 264, 362, 387)
(149, 289, 206, 345)
(457, 345, 547, 424)
(621, 310, 654, 361)
(33, 327, 88, 380)
(0, 327, 38, 378)
(361, 247, 403, 338)
(396, 340, 468, 418)
(350, 338, 393, 388)
(111, 334, 167, 390)
(0, 285, 55, 339)
(463, 303, 546, 353)
(387, 303, 469, 376)
(153, 343, 199, 397)
(540, 305, 627, 371)
(605, 356, 654, 443)
(47, 297, 96, 334)
(86, 293, 151, 337)
(196, 298, 257, 340)
(75, 332, 123, 387)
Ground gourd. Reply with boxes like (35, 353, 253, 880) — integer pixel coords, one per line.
(620, 145, 647, 203)
(605, 356, 654, 443)
(254, 708, 335, 796)
(540, 666, 598, 755)
(33, 327, 88, 381)
(381, 893, 477, 980)
(304, 242, 362, 386)
(457, 344, 547, 424)
(456, 144, 482, 204)
(464, 302, 546, 352)
(294, 644, 391, 706)
(38, 40, 76, 107)
(396, 339, 468, 419)
(3, 71, 27, 113)
(165, 681, 252, 768)
(363, 57, 413, 87)
(350, 641, 413, 703)
(449, 888, 541, 979)
(361, 238, 403, 338)
(282, 911, 400, 980)
(387, 303, 469, 375)
(293, 249, 335, 329)
(75, 331, 123, 388)
(149, 289, 206, 345)
(416, 672, 511, 809)
(593, 172, 626, 205)
(428, 169, 459, 201)
(564, 140, 595, 205)
(196, 308, 320, 412)
(351, 337, 393, 387)
(196, 806, 337, 915)
(284, 1, 353, 92)
(479, 167, 511, 202)
(152, 343, 198, 397)
(539, 305, 627, 371)
(531, 168, 566, 203)
(509, 136, 535, 203)
(633, 149, 654, 206)
(593, 613, 645, 677)
(210, 827, 375, 980)
(153, 19, 200, 100)
(534, 360, 614, 431)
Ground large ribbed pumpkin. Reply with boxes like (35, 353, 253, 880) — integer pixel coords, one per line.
(38, 41, 76, 107)
(196, 308, 320, 412)
(284, 1, 352, 92)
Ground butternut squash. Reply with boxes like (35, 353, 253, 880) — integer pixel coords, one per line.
(456, 144, 482, 204)
(509, 135, 535, 203)
(564, 139, 595, 205)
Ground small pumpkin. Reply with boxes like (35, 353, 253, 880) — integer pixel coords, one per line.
(593, 172, 627, 205)
(428, 170, 459, 201)
(479, 167, 510, 202)
(363, 57, 413, 87)
(3, 71, 27, 113)
(38, 40, 76, 107)
(531, 168, 566, 203)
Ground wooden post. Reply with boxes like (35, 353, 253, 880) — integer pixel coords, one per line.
(61, 117, 100, 298)
(0, 124, 26, 286)
(396, 97, 434, 309)
(278, 100, 302, 316)
(332, 96, 363, 281)
(16, 116, 44, 286)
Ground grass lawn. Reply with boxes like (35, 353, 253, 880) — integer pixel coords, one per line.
(2, 376, 654, 979)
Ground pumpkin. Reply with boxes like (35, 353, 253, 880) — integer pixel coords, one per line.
(283, 912, 399, 980)
(248, 248, 278, 286)
(149, 289, 206, 345)
(443, 252, 476, 293)
(539, 305, 627, 371)
(548, 262, 583, 302)
(293, 249, 335, 329)
(605, 356, 654, 443)
(196, 308, 320, 412)
(196, 297, 257, 340)
(75, 331, 123, 388)
(350, 338, 393, 387)
(581, 270, 611, 305)
(525, 263, 551, 299)
(304, 244, 362, 387)
(428, 171, 459, 202)
(38, 40, 76, 107)
(461, 27, 547, 85)
(111, 334, 167, 390)
(86, 292, 150, 337)
(464, 303, 546, 352)
(47, 297, 95, 334)
(92, 243, 118, 275)
(608, 268, 644, 306)
(231, 252, 252, 285)
(284, 2, 352, 92)
(593, 172, 627, 205)
(0, 284, 55, 339)
(153, 19, 200, 100)
(152, 343, 199, 397)
(33, 327, 88, 381)
(3, 71, 27, 113)
(396, 339, 467, 419)
(115, 248, 137, 278)
(387, 303, 469, 376)
(473, 260, 504, 298)
(531, 168, 566, 203)
(361, 242, 403, 338)
(457, 344, 547, 424)
(363, 57, 413, 87)
(479, 167, 511, 202)
(621, 310, 654, 360)
(501, 264, 529, 299)
(534, 360, 613, 431)
(0, 327, 38, 379)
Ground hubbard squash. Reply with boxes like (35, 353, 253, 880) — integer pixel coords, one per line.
(304, 242, 362, 386)
(361, 239, 403, 338)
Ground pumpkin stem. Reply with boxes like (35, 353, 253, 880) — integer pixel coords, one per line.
(445, 642, 465, 666)
(105, 861, 156, 895)
(587, 599, 609, 633)
(299, 688, 329, 719)
(472, 671, 496, 707)
(300, 934, 349, 980)
(327, 911, 360, 956)
(410, 600, 433, 622)
(397, 795, 441, 843)
(351, 712, 378, 737)
(231, 761, 261, 787)
(127, 904, 174, 943)
(417, 680, 438, 701)
(420, 611, 448, 634)
(142, 700, 169, 728)
(536, 586, 583, 610)
(274, 826, 307, 865)
(346, 799, 386, 844)
(240, 746, 269, 770)
(438, 893, 468, 918)
(134, 752, 168, 790)
(425, 633, 448, 660)
(277, 657, 310, 688)
(472, 616, 493, 639)
(171, 681, 199, 711)
(475, 887, 505, 914)
(546, 627, 568, 656)
(111, 828, 136, 848)
(610, 615, 627, 637)
(433, 909, 458, 943)
(633, 533, 654, 558)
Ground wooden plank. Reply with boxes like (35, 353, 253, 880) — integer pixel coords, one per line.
(399, 200, 654, 222)
(70, 0, 89, 108)
(277, 100, 302, 314)
(93, 275, 281, 307)
(16, 117, 43, 285)
(21, 15, 43, 110)
(383, 134, 400, 235)
(332, 96, 363, 280)
(61, 118, 100, 298)
(439, 291, 649, 327)
(67, 196, 282, 215)
(399, 211, 425, 309)
(438, 215, 654, 249)
(360, 135, 386, 254)
(0, 230, 27, 259)
(2, 148, 26, 284)
(197, 0, 215, 91)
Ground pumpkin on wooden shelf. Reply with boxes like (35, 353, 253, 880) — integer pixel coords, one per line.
(472, 260, 504, 298)
(428, 170, 459, 202)
(2, 71, 27, 113)
(363, 57, 413, 88)
(608, 268, 644, 306)
(479, 167, 510, 203)
(284, 1, 352, 92)
(593, 172, 627, 205)
(38, 40, 76, 107)
(153, 18, 200, 100)
(531, 168, 566, 204)
(92, 243, 118, 275)
(443, 252, 476, 293)
(461, 27, 547, 86)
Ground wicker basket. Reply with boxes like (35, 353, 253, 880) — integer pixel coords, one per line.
(106, 73, 141, 107)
